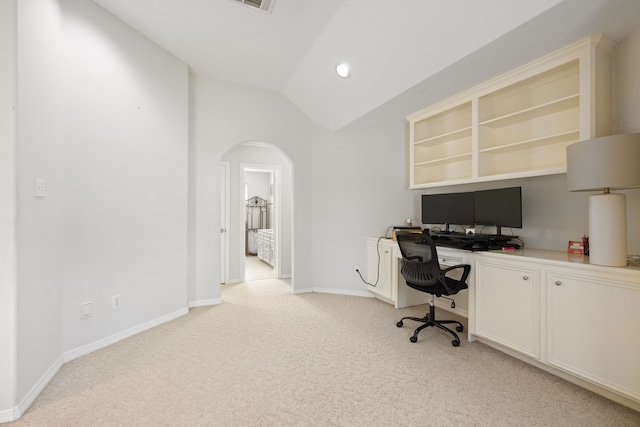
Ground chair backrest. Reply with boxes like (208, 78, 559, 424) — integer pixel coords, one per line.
(396, 232, 443, 287)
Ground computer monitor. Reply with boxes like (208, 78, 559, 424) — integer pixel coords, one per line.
(421, 192, 475, 231)
(474, 187, 522, 236)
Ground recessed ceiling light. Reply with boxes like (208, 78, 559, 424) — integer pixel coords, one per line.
(336, 63, 350, 78)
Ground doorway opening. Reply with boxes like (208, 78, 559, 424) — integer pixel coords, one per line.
(244, 167, 277, 281)
(220, 142, 293, 286)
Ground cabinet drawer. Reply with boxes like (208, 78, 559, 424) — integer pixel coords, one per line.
(438, 255, 463, 266)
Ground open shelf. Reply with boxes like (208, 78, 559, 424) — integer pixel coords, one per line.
(407, 36, 613, 188)
(479, 130, 579, 155)
(414, 126, 472, 147)
(479, 95, 579, 129)
(478, 60, 579, 122)
(414, 155, 472, 185)
(412, 102, 472, 143)
(415, 153, 472, 168)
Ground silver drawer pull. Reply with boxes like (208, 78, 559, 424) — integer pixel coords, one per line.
(555, 281, 562, 286)
(523, 276, 529, 280)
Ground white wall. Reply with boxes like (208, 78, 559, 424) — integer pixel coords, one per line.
(15, 0, 189, 411)
(245, 171, 271, 210)
(310, 124, 417, 294)
(222, 145, 292, 282)
(614, 26, 640, 254)
(189, 75, 312, 297)
(16, 0, 64, 405)
(0, 0, 17, 418)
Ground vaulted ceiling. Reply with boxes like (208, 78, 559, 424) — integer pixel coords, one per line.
(92, 0, 640, 131)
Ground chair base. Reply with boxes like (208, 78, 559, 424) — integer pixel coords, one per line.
(397, 296, 464, 346)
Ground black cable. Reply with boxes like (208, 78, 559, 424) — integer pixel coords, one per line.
(357, 233, 392, 287)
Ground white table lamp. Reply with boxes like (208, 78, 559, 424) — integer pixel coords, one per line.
(566, 133, 640, 266)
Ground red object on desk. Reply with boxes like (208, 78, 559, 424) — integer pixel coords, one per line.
(568, 240, 585, 255)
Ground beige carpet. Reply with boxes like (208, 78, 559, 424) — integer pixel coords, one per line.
(10, 279, 640, 426)
(244, 255, 275, 281)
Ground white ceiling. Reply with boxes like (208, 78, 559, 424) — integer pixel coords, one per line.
(92, 0, 640, 131)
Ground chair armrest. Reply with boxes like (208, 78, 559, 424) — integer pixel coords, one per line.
(441, 264, 471, 294)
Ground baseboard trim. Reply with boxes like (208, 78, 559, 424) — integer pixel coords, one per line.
(290, 287, 376, 298)
(4, 308, 190, 423)
(311, 287, 375, 298)
(476, 337, 640, 412)
(0, 405, 19, 424)
(63, 307, 188, 364)
(11, 354, 64, 423)
(188, 298, 222, 308)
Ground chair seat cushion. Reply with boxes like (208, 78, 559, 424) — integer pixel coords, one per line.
(404, 276, 468, 297)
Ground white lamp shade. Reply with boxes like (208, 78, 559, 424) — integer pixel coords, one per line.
(566, 133, 640, 192)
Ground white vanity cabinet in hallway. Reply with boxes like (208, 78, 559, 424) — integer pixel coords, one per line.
(256, 229, 274, 266)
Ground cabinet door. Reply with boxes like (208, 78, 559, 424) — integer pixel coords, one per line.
(366, 239, 393, 302)
(546, 272, 640, 401)
(476, 260, 539, 358)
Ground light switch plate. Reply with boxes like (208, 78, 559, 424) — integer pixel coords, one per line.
(81, 301, 92, 319)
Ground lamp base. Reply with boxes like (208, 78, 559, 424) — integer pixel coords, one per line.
(588, 193, 627, 267)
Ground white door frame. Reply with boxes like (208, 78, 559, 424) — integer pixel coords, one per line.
(220, 162, 230, 284)
(241, 163, 281, 278)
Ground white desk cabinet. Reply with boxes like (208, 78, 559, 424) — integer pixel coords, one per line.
(365, 237, 432, 309)
(475, 259, 540, 359)
(546, 269, 640, 402)
(366, 238, 640, 410)
(366, 238, 394, 302)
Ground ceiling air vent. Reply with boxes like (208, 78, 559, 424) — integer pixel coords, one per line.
(232, 0, 275, 14)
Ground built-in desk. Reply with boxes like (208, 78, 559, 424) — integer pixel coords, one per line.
(366, 237, 640, 411)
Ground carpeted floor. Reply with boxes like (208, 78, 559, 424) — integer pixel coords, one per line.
(244, 255, 275, 281)
(9, 279, 640, 426)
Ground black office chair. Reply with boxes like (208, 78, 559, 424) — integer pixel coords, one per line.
(395, 232, 470, 346)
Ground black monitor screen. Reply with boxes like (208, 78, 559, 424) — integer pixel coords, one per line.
(474, 187, 522, 231)
(421, 192, 475, 226)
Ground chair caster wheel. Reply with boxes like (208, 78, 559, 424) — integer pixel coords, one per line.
(456, 326, 463, 332)
(452, 340, 460, 347)
(396, 321, 403, 327)
(410, 336, 418, 343)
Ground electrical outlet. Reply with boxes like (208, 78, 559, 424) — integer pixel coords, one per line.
(112, 294, 122, 310)
(81, 301, 92, 319)
(35, 178, 45, 198)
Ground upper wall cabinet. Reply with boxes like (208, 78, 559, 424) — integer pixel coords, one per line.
(407, 35, 616, 189)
